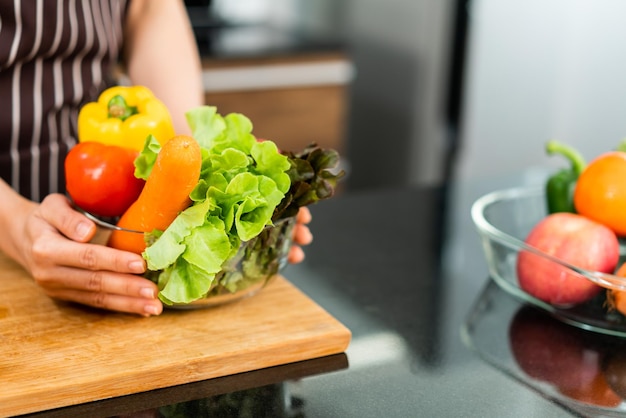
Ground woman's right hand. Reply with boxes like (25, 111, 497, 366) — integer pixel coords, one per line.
(288, 207, 313, 264)
(1, 186, 162, 316)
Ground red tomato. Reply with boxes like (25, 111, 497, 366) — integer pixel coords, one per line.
(65, 142, 145, 217)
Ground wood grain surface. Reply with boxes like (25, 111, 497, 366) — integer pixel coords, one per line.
(0, 252, 351, 417)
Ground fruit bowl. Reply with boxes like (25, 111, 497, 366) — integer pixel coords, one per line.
(85, 212, 295, 309)
(471, 186, 626, 337)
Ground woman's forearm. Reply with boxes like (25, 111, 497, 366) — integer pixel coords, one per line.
(123, 0, 204, 135)
(0, 179, 37, 265)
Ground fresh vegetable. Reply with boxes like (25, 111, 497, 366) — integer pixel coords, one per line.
(64, 141, 144, 218)
(123, 106, 344, 305)
(107, 134, 202, 254)
(544, 140, 586, 214)
(574, 151, 626, 236)
(516, 212, 620, 306)
(133, 107, 291, 304)
(273, 143, 345, 221)
(77, 85, 175, 151)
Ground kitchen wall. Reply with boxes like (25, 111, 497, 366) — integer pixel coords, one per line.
(307, 0, 459, 190)
(455, 0, 626, 182)
(205, 0, 460, 190)
(337, 0, 459, 190)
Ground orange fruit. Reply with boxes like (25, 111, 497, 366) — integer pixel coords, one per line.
(574, 151, 626, 236)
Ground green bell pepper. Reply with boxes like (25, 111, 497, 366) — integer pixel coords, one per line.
(545, 140, 586, 214)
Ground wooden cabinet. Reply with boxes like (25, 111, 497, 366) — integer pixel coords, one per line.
(201, 52, 353, 154)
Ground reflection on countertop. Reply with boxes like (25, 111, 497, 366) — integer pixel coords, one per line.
(463, 280, 626, 417)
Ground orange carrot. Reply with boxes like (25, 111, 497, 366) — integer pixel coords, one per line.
(108, 135, 202, 254)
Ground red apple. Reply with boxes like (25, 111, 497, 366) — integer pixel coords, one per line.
(516, 212, 619, 306)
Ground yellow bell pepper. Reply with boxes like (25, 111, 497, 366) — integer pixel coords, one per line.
(77, 85, 176, 151)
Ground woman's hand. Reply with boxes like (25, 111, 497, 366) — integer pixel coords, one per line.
(3, 189, 162, 316)
(289, 207, 313, 264)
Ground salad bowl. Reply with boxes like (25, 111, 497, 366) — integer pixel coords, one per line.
(471, 186, 626, 337)
(161, 215, 296, 309)
(87, 212, 296, 309)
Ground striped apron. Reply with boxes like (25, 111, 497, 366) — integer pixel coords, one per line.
(0, 0, 128, 201)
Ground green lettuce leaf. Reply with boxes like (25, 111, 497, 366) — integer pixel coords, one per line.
(157, 260, 217, 305)
(134, 135, 162, 180)
(184, 106, 226, 149)
(182, 217, 231, 275)
(143, 199, 213, 271)
(250, 140, 291, 193)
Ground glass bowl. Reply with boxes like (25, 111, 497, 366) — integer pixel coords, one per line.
(85, 211, 295, 309)
(471, 186, 626, 337)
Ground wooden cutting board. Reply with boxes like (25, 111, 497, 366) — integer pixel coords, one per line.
(0, 252, 351, 417)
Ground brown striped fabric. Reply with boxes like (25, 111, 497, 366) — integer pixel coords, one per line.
(0, 0, 129, 202)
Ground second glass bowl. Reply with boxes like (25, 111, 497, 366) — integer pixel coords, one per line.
(471, 186, 626, 337)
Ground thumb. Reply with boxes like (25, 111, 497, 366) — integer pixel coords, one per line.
(38, 194, 97, 242)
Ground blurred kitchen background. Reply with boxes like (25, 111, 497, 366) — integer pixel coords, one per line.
(184, 0, 626, 191)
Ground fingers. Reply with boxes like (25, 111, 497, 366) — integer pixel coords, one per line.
(297, 206, 312, 224)
(37, 266, 154, 296)
(292, 207, 313, 246)
(37, 194, 97, 242)
(35, 266, 162, 316)
(46, 288, 163, 316)
(31, 237, 146, 274)
(288, 245, 305, 264)
(288, 207, 313, 264)
(292, 223, 313, 246)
